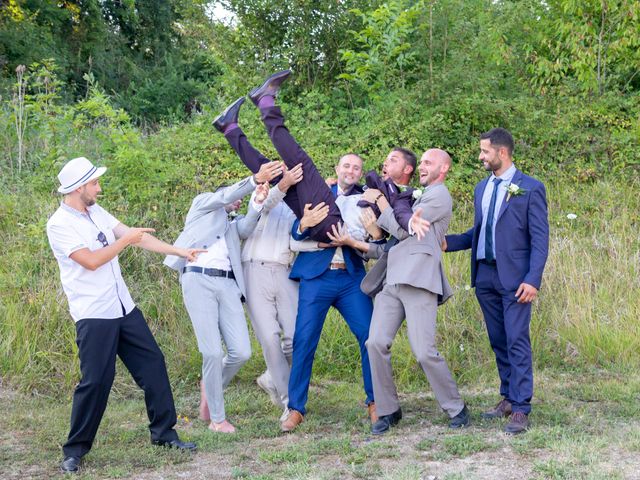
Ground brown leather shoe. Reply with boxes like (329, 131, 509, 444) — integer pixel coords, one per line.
(504, 411, 529, 434)
(280, 409, 304, 433)
(368, 402, 379, 423)
(481, 398, 512, 419)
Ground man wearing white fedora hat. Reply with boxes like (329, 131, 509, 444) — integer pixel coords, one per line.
(46, 157, 205, 474)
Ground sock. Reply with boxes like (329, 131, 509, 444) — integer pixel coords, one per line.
(257, 95, 275, 109)
(223, 122, 239, 135)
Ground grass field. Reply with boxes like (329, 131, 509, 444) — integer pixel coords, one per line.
(2, 369, 640, 479)
(2, 175, 640, 479)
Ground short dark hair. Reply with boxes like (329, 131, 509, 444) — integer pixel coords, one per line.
(392, 147, 417, 177)
(480, 128, 514, 156)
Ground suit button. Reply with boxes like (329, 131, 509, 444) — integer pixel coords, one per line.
(203, 245, 207, 248)
(217, 235, 220, 239)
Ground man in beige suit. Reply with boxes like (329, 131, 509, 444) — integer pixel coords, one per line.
(362, 148, 469, 435)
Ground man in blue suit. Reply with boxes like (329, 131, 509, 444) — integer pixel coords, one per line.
(281, 152, 385, 432)
(445, 128, 549, 434)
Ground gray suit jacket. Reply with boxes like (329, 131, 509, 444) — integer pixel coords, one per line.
(361, 182, 453, 303)
(163, 176, 260, 297)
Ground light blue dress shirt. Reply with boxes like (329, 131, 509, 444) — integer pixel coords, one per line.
(477, 164, 517, 260)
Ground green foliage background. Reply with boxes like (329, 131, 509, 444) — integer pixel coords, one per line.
(1, 0, 639, 397)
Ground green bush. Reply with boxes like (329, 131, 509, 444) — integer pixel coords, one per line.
(1, 63, 639, 396)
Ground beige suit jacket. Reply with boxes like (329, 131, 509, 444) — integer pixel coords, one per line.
(361, 182, 453, 303)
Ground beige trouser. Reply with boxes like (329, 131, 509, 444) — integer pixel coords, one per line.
(243, 261, 298, 406)
(366, 283, 464, 418)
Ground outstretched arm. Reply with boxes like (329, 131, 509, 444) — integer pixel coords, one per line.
(115, 223, 205, 263)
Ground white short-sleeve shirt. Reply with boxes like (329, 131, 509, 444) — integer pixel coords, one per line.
(46, 202, 136, 322)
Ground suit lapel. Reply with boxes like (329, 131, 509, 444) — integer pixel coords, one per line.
(476, 177, 490, 223)
(497, 169, 522, 222)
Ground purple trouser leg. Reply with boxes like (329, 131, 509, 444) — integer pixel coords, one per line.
(224, 127, 301, 218)
(259, 106, 341, 243)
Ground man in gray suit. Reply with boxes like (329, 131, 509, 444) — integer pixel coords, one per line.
(362, 149, 469, 435)
(164, 161, 280, 433)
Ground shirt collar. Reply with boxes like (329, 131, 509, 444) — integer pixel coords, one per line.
(490, 164, 517, 184)
(60, 201, 96, 218)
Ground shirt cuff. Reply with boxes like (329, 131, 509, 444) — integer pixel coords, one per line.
(407, 220, 415, 236)
(250, 198, 264, 212)
(249, 175, 257, 187)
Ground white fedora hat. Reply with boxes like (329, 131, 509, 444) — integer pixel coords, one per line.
(57, 157, 107, 194)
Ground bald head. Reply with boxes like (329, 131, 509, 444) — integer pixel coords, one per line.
(335, 153, 364, 191)
(418, 149, 452, 186)
(426, 148, 451, 168)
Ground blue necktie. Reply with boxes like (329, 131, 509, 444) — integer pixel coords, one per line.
(484, 178, 502, 262)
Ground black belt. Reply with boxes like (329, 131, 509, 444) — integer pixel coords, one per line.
(182, 266, 235, 279)
(478, 259, 496, 266)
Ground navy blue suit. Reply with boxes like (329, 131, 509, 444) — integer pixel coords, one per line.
(446, 169, 549, 414)
(287, 184, 374, 415)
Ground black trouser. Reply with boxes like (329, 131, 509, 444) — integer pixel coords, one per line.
(63, 307, 178, 458)
(224, 106, 342, 243)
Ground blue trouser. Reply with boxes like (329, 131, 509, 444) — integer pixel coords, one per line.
(475, 262, 533, 414)
(287, 269, 374, 415)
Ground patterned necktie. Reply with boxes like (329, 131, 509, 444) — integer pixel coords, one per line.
(484, 178, 503, 262)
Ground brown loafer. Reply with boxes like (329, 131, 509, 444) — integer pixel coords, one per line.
(368, 402, 379, 423)
(481, 398, 512, 419)
(280, 409, 304, 433)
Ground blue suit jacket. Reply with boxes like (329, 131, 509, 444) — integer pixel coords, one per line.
(289, 184, 367, 281)
(446, 169, 549, 291)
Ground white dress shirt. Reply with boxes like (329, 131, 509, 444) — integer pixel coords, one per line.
(47, 202, 136, 322)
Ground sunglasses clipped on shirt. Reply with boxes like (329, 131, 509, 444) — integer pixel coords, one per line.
(97, 231, 109, 247)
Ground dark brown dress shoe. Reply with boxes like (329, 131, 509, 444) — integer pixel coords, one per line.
(248, 70, 291, 106)
(281, 409, 304, 432)
(504, 411, 529, 434)
(212, 97, 245, 133)
(60, 456, 80, 473)
(481, 398, 512, 419)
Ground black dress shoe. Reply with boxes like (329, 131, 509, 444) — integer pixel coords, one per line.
(60, 456, 81, 473)
(371, 408, 402, 435)
(212, 96, 245, 133)
(151, 438, 197, 452)
(248, 70, 291, 106)
(449, 404, 470, 429)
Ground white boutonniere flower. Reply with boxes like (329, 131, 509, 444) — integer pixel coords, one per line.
(412, 189, 422, 200)
(505, 183, 526, 202)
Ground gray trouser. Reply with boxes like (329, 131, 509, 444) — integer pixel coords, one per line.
(243, 260, 298, 406)
(366, 283, 464, 417)
(181, 273, 251, 423)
